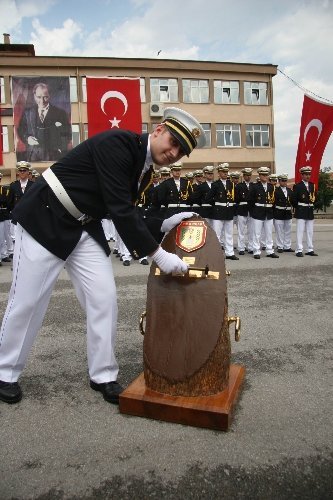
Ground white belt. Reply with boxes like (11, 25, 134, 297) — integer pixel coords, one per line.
(192, 204, 200, 207)
(298, 202, 313, 207)
(215, 202, 234, 206)
(275, 205, 292, 210)
(202, 204, 211, 207)
(42, 168, 93, 225)
(255, 203, 272, 207)
(137, 203, 143, 207)
(239, 202, 248, 205)
(168, 203, 188, 208)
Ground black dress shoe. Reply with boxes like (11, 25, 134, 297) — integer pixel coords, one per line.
(2, 257, 11, 262)
(140, 258, 149, 265)
(90, 380, 123, 404)
(226, 255, 239, 260)
(283, 248, 294, 252)
(112, 249, 119, 255)
(277, 249, 284, 253)
(123, 260, 130, 266)
(254, 255, 260, 259)
(0, 380, 22, 404)
(267, 253, 279, 258)
(261, 246, 266, 250)
(238, 251, 245, 255)
(296, 252, 303, 257)
(248, 250, 253, 254)
(305, 251, 318, 256)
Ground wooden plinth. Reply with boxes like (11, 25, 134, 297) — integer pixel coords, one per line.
(119, 364, 245, 431)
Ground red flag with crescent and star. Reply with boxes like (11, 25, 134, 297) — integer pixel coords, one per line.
(86, 77, 142, 137)
(295, 94, 333, 187)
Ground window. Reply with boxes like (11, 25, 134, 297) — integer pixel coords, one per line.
(183, 80, 209, 103)
(140, 78, 146, 102)
(82, 77, 87, 102)
(0, 77, 5, 104)
(244, 82, 268, 105)
(246, 125, 270, 147)
(201, 123, 211, 148)
(214, 81, 239, 104)
(83, 124, 89, 141)
(70, 77, 78, 102)
(150, 79, 178, 102)
(72, 124, 81, 148)
(1, 126, 9, 152)
(216, 124, 241, 147)
(142, 123, 148, 134)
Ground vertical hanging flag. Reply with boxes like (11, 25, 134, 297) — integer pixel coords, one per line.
(295, 94, 333, 186)
(86, 77, 142, 137)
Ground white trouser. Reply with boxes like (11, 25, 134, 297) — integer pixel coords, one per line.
(0, 225, 119, 384)
(237, 215, 254, 252)
(10, 221, 16, 241)
(211, 219, 234, 256)
(118, 237, 132, 261)
(296, 219, 314, 253)
(275, 219, 292, 250)
(0, 221, 5, 261)
(110, 220, 116, 240)
(252, 218, 274, 255)
(101, 218, 112, 240)
(4, 220, 14, 255)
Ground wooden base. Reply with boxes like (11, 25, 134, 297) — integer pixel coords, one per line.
(119, 364, 245, 431)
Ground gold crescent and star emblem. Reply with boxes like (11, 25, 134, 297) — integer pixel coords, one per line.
(100, 90, 128, 128)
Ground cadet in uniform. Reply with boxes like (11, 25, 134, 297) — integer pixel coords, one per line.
(274, 173, 294, 252)
(0, 107, 205, 405)
(206, 163, 239, 260)
(0, 174, 12, 264)
(293, 166, 318, 257)
(249, 166, 279, 259)
(235, 167, 254, 255)
(157, 162, 193, 217)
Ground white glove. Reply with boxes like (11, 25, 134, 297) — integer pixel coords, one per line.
(152, 247, 188, 274)
(27, 136, 39, 146)
(161, 212, 196, 234)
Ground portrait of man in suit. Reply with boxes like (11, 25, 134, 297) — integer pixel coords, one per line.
(13, 77, 72, 162)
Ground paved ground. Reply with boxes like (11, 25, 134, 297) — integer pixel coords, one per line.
(0, 220, 332, 499)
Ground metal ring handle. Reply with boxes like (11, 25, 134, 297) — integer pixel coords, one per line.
(228, 316, 241, 342)
(139, 311, 146, 336)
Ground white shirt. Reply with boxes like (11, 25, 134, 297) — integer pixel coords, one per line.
(262, 182, 267, 192)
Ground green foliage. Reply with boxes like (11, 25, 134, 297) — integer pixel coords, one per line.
(315, 167, 333, 212)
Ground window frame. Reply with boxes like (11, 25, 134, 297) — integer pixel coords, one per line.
(245, 124, 270, 147)
(1, 125, 9, 152)
(182, 79, 209, 104)
(216, 124, 241, 148)
(244, 81, 268, 105)
(214, 80, 240, 104)
(150, 78, 178, 103)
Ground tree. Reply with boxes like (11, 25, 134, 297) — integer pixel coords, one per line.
(315, 167, 333, 212)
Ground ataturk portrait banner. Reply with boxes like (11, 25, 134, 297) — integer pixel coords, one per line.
(12, 76, 72, 162)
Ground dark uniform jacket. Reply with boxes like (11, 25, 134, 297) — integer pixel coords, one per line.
(293, 181, 316, 220)
(248, 182, 275, 220)
(8, 179, 34, 211)
(17, 104, 72, 162)
(12, 130, 162, 260)
(206, 179, 235, 221)
(235, 181, 252, 216)
(274, 186, 294, 220)
(190, 181, 212, 218)
(0, 185, 11, 222)
(157, 177, 193, 217)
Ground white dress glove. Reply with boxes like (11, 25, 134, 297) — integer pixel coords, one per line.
(161, 212, 196, 234)
(152, 247, 188, 274)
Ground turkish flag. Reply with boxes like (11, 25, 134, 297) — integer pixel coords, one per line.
(295, 94, 333, 186)
(86, 77, 142, 137)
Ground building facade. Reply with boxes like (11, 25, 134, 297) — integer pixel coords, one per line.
(0, 35, 277, 183)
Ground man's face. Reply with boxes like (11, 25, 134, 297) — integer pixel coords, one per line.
(259, 174, 269, 183)
(219, 170, 228, 180)
(171, 169, 181, 179)
(18, 168, 29, 180)
(34, 86, 50, 109)
(301, 173, 311, 182)
(231, 177, 239, 184)
(279, 179, 287, 187)
(269, 179, 278, 185)
(150, 125, 185, 166)
(243, 174, 251, 182)
(196, 175, 204, 184)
